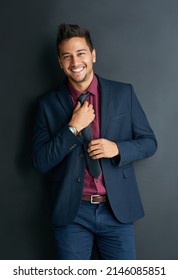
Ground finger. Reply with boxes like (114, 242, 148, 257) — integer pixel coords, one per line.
(90, 152, 103, 160)
(74, 101, 81, 111)
(88, 104, 93, 109)
(87, 143, 99, 152)
(88, 147, 102, 156)
(93, 138, 104, 144)
(83, 100, 89, 107)
(88, 139, 102, 147)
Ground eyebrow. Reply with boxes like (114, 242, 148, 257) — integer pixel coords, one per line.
(61, 49, 87, 56)
(76, 49, 87, 52)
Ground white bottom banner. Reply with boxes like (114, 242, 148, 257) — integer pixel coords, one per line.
(0, 260, 177, 280)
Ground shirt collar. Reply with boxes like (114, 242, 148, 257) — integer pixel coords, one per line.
(68, 74, 99, 102)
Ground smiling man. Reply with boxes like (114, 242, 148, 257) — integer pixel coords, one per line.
(32, 24, 157, 260)
(59, 37, 96, 89)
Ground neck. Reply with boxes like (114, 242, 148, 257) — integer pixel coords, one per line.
(68, 74, 94, 93)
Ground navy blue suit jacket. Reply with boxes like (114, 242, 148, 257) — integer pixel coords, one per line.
(32, 76, 157, 225)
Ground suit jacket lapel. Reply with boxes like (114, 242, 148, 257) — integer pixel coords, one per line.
(98, 77, 112, 137)
(56, 80, 73, 116)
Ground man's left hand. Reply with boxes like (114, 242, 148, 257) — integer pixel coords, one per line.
(87, 138, 119, 159)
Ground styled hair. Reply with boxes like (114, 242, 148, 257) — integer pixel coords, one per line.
(56, 23, 94, 55)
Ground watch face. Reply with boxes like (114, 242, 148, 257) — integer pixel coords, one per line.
(69, 126, 77, 136)
(71, 127, 75, 133)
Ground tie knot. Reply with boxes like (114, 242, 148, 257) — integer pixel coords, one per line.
(78, 92, 90, 104)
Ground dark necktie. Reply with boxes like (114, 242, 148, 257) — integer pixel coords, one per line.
(78, 93, 101, 178)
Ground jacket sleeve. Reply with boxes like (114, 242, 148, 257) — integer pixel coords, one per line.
(115, 85, 157, 166)
(32, 98, 83, 173)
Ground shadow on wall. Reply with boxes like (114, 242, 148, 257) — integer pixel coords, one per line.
(14, 99, 56, 259)
(12, 45, 64, 259)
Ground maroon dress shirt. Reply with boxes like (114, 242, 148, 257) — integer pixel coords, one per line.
(68, 75, 106, 195)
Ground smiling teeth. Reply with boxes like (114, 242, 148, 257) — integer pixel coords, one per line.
(72, 67, 84, 72)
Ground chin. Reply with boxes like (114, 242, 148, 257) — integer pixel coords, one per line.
(71, 75, 87, 83)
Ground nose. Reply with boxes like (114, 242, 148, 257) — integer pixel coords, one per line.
(71, 55, 80, 66)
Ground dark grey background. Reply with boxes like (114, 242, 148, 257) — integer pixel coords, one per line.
(0, 0, 177, 259)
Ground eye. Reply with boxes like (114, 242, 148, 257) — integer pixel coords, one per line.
(63, 54, 71, 60)
(78, 51, 85, 56)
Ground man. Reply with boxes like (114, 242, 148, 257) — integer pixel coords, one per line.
(32, 24, 157, 259)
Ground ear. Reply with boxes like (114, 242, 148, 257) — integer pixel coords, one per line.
(58, 56, 63, 69)
(92, 49, 96, 63)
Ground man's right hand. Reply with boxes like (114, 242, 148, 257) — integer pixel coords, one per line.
(68, 101, 95, 133)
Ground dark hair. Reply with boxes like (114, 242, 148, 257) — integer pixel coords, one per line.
(56, 23, 94, 55)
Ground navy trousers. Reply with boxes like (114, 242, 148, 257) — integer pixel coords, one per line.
(53, 200, 136, 260)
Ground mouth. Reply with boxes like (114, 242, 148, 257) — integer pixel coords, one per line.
(71, 66, 85, 73)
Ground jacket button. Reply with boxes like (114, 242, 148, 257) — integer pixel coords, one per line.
(80, 153, 84, 158)
(77, 177, 82, 183)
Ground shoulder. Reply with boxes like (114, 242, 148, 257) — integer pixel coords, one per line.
(97, 75, 133, 93)
(37, 79, 68, 102)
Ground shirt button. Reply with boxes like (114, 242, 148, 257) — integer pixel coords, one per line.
(77, 177, 82, 183)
